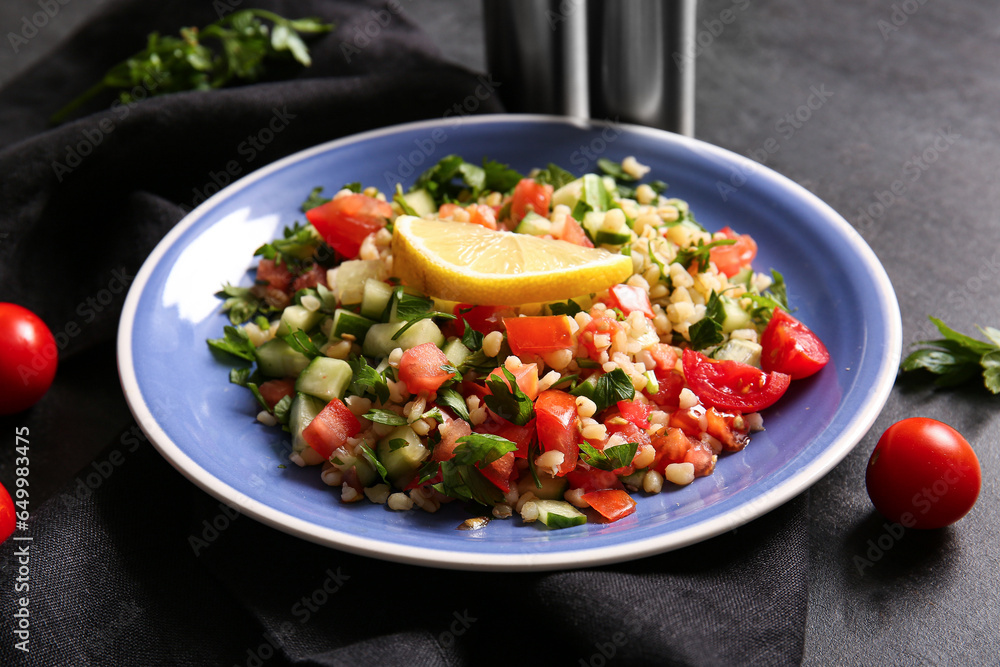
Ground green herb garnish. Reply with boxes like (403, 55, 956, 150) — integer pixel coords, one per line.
(901, 317, 1000, 393)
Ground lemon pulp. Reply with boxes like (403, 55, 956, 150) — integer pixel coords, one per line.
(390, 216, 634, 306)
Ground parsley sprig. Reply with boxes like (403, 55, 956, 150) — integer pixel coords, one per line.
(51, 10, 333, 124)
(901, 317, 1000, 393)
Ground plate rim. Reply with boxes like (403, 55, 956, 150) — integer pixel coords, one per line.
(117, 113, 902, 571)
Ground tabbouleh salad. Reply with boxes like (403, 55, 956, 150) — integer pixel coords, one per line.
(207, 154, 830, 530)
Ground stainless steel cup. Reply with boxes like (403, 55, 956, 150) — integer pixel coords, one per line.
(483, 0, 696, 135)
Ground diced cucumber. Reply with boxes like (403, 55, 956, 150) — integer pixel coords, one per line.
(331, 308, 375, 341)
(514, 211, 553, 236)
(551, 177, 585, 209)
(255, 338, 311, 378)
(289, 393, 326, 465)
(720, 296, 752, 333)
(376, 425, 429, 487)
(276, 304, 322, 336)
(330, 449, 378, 487)
(335, 260, 386, 305)
(517, 472, 569, 500)
(360, 279, 395, 320)
(295, 357, 354, 402)
(402, 188, 436, 217)
(569, 372, 600, 402)
(581, 210, 630, 246)
(533, 499, 587, 529)
(362, 320, 445, 358)
(714, 338, 763, 367)
(442, 338, 472, 368)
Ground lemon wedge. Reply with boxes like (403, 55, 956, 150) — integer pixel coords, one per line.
(390, 216, 634, 305)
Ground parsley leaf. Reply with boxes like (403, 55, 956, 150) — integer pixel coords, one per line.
(597, 158, 636, 182)
(207, 325, 256, 361)
(534, 163, 577, 189)
(215, 284, 262, 325)
(900, 316, 1000, 394)
(282, 330, 322, 358)
(437, 386, 471, 421)
(571, 368, 635, 414)
(579, 440, 638, 471)
(301, 186, 331, 212)
(484, 367, 535, 426)
(348, 356, 390, 403)
(358, 442, 390, 484)
(674, 238, 736, 272)
(549, 299, 583, 316)
(254, 221, 322, 265)
(364, 409, 408, 426)
(432, 434, 518, 506)
(687, 291, 726, 350)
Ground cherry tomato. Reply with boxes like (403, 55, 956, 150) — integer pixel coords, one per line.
(681, 348, 790, 412)
(305, 193, 393, 259)
(509, 178, 553, 223)
(0, 482, 15, 545)
(0, 303, 58, 415)
(865, 418, 981, 529)
(709, 226, 757, 277)
(761, 308, 830, 379)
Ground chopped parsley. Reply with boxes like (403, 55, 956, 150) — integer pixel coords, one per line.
(484, 367, 535, 426)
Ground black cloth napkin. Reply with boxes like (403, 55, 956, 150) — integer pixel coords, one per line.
(0, 1, 808, 664)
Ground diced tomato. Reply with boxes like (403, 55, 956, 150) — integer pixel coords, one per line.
(302, 398, 362, 460)
(648, 369, 685, 409)
(669, 405, 705, 438)
(606, 284, 654, 319)
(601, 416, 650, 475)
(509, 178, 553, 223)
(503, 315, 574, 356)
(291, 263, 328, 293)
(466, 204, 498, 230)
(709, 226, 757, 277)
(397, 342, 455, 396)
(557, 214, 594, 247)
(257, 378, 296, 411)
(256, 258, 293, 292)
(305, 193, 393, 259)
(760, 308, 830, 379)
(476, 416, 536, 458)
(579, 316, 623, 361)
(705, 408, 750, 452)
(479, 451, 516, 492)
(685, 443, 716, 477)
(484, 363, 539, 401)
(566, 466, 622, 493)
(648, 343, 679, 372)
(616, 400, 652, 430)
(450, 304, 512, 337)
(438, 203, 464, 219)
(651, 427, 696, 471)
(434, 418, 472, 462)
(582, 489, 637, 523)
(682, 348, 790, 412)
(534, 389, 580, 476)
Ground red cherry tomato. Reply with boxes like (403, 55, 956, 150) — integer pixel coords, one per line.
(865, 418, 981, 529)
(709, 226, 757, 277)
(761, 308, 830, 379)
(0, 482, 15, 545)
(0, 303, 58, 415)
(681, 348, 790, 412)
(305, 193, 393, 259)
(509, 178, 553, 223)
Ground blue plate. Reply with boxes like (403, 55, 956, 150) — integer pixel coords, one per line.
(118, 115, 901, 571)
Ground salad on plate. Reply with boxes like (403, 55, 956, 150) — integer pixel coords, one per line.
(207, 154, 830, 530)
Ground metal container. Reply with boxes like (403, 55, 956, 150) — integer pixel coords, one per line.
(483, 0, 696, 135)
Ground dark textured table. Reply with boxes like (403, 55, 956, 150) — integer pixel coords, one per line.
(1, 1, 997, 665)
